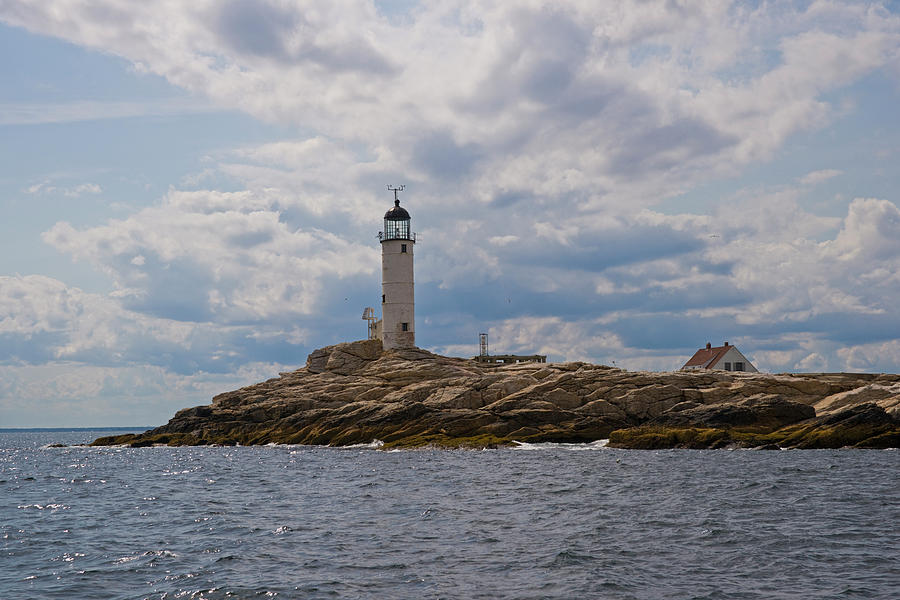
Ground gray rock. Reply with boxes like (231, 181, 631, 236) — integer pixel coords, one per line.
(651, 395, 814, 429)
(95, 340, 899, 448)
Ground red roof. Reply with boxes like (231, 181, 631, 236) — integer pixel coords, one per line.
(683, 344, 731, 369)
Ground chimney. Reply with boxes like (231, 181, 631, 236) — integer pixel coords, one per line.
(706, 342, 711, 350)
(724, 341, 729, 347)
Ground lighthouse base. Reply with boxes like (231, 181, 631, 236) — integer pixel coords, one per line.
(382, 331, 416, 350)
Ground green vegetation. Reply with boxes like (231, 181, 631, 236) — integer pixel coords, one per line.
(90, 421, 899, 450)
(607, 423, 900, 450)
(608, 427, 745, 449)
(90, 433, 139, 446)
(785, 424, 900, 449)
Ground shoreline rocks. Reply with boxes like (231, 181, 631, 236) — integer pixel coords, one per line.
(92, 340, 900, 450)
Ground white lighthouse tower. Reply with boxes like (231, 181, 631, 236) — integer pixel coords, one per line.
(378, 185, 416, 349)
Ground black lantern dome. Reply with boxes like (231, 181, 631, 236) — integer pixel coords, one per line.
(384, 199, 410, 221)
(379, 187, 415, 242)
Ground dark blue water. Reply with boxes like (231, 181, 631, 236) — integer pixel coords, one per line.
(1, 431, 898, 600)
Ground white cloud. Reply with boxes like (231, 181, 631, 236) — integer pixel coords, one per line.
(26, 180, 103, 197)
(488, 235, 518, 246)
(424, 191, 900, 373)
(0, 274, 313, 374)
(0, 99, 214, 126)
(0, 274, 191, 361)
(703, 195, 900, 324)
(836, 339, 900, 372)
(41, 187, 380, 323)
(3, 1, 897, 214)
(0, 360, 287, 427)
(799, 169, 843, 185)
(1, 1, 900, 426)
(754, 336, 900, 374)
(825, 197, 900, 263)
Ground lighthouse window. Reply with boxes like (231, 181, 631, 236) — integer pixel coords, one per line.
(401, 322, 409, 331)
(382, 294, 385, 303)
(401, 244, 407, 253)
(384, 219, 410, 240)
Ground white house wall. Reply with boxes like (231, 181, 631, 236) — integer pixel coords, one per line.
(710, 347, 758, 372)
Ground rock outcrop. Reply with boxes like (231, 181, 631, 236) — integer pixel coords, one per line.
(92, 340, 900, 449)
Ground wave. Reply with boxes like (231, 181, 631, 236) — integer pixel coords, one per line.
(511, 439, 609, 451)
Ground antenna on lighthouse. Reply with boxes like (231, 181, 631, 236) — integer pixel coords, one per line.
(479, 333, 489, 357)
(387, 184, 405, 203)
(362, 307, 378, 340)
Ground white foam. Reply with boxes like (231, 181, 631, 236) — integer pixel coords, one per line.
(17, 503, 69, 510)
(511, 439, 609, 451)
(340, 439, 385, 449)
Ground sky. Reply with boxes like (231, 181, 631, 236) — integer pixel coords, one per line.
(1, 0, 900, 427)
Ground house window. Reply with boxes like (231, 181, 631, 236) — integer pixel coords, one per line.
(724, 362, 732, 371)
(734, 362, 744, 372)
(382, 294, 385, 303)
(401, 244, 407, 253)
(401, 322, 409, 331)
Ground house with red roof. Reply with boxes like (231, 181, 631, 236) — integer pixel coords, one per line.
(681, 341, 758, 372)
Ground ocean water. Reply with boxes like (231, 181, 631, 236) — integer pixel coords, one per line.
(1, 430, 897, 600)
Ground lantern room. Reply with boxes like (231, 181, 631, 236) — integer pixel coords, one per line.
(379, 186, 415, 242)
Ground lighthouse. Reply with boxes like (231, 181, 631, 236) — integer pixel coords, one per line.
(378, 185, 416, 349)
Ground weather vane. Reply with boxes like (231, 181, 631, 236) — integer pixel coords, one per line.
(387, 184, 405, 202)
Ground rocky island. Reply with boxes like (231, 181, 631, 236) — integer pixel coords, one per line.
(93, 340, 900, 450)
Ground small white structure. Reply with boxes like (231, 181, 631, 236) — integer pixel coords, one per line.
(378, 186, 416, 349)
(681, 341, 758, 372)
(361, 307, 378, 340)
